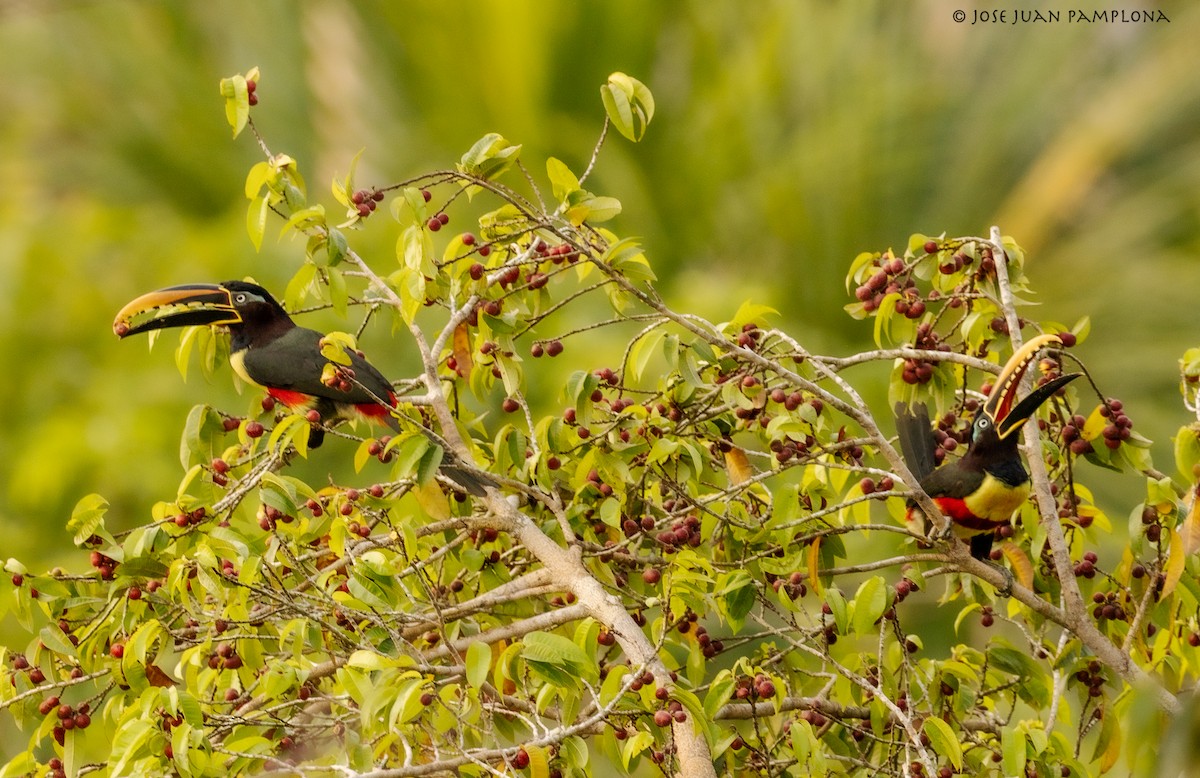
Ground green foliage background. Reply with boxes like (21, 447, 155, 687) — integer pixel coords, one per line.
(0, 2, 1198, 758)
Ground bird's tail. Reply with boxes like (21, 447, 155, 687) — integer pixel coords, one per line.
(893, 402, 937, 482)
(412, 423, 494, 497)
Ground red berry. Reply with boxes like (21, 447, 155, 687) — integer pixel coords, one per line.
(546, 340, 564, 357)
(438, 212, 450, 225)
(513, 749, 530, 769)
(643, 567, 661, 585)
(110, 644, 124, 659)
(11, 573, 22, 586)
(246, 79, 257, 94)
(127, 586, 142, 601)
(502, 398, 520, 413)
(469, 263, 485, 281)
(245, 421, 264, 439)
(923, 240, 939, 254)
(653, 710, 672, 727)
(461, 233, 476, 246)
(351, 190, 365, 205)
(427, 218, 441, 232)
(421, 189, 432, 202)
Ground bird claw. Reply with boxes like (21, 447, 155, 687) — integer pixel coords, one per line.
(988, 561, 1014, 598)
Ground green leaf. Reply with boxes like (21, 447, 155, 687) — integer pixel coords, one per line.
(38, 624, 77, 658)
(219, 73, 250, 138)
(279, 204, 326, 238)
(705, 674, 738, 719)
(522, 631, 596, 684)
(1003, 727, 1027, 778)
(923, 716, 963, 770)
(67, 493, 109, 546)
(824, 587, 849, 634)
(546, 157, 581, 201)
(1175, 424, 1200, 481)
(850, 576, 888, 637)
(600, 72, 654, 142)
(246, 192, 269, 251)
(458, 133, 522, 183)
(109, 720, 156, 778)
(466, 640, 490, 689)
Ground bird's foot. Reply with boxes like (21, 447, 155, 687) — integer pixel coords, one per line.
(986, 560, 1014, 598)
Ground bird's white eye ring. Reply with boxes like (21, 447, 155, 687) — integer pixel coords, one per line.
(234, 293, 247, 304)
(977, 418, 990, 429)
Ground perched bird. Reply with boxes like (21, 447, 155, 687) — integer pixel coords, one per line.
(895, 334, 1080, 562)
(114, 280, 489, 495)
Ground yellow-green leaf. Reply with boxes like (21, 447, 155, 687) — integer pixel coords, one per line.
(923, 716, 963, 770)
(1161, 527, 1186, 600)
(466, 640, 490, 689)
(850, 576, 888, 636)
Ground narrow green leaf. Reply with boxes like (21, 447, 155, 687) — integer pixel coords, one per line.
(247, 192, 269, 251)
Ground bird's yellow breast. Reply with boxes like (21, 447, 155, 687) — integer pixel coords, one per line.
(229, 349, 261, 388)
(963, 473, 1030, 524)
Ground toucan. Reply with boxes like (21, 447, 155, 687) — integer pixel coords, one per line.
(113, 280, 489, 495)
(894, 333, 1081, 562)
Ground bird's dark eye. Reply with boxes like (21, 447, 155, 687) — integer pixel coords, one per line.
(234, 293, 247, 304)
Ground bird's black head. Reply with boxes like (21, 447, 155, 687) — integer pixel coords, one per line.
(113, 280, 293, 339)
(219, 281, 291, 330)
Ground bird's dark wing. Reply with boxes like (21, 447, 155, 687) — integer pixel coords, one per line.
(894, 401, 937, 483)
(240, 327, 397, 406)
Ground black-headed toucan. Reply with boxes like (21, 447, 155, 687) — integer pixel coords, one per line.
(113, 280, 489, 495)
(895, 333, 1080, 561)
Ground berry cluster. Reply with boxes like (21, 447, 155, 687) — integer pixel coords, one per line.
(654, 513, 702, 551)
(729, 672, 777, 701)
(1139, 505, 1167, 543)
(321, 364, 358, 393)
(10, 653, 46, 684)
(37, 689, 93, 747)
(1052, 486, 1093, 529)
(770, 570, 808, 600)
(853, 254, 926, 318)
(1073, 550, 1099, 579)
(1090, 589, 1127, 623)
(936, 249, 974, 277)
(859, 475, 896, 496)
(1074, 660, 1106, 698)
(246, 78, 258, 106)
(900, 322, 954, 386)
(1061, 399, 1133, 456)
(350, 188, 384, 218)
